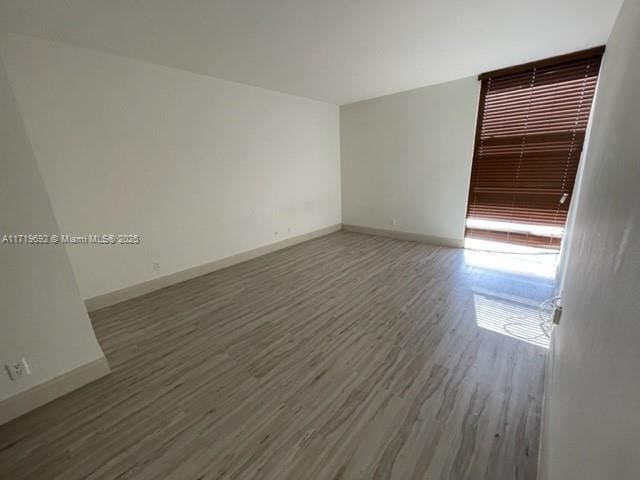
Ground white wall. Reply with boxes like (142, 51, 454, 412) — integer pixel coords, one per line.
(0, 33, 341, 300)
(340, 77, 479, 243)
(540, 0, 640, 478)
(0, 47, 106, 405)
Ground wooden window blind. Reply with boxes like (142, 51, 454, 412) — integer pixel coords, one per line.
(466, 47, 604, 248)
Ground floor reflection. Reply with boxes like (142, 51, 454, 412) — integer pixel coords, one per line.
(464, 238, 559, 279)
(463, 238, 558, 348)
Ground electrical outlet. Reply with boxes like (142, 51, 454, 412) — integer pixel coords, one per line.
(5, 358, 31, 381)
(152, 261, 161, 272)
(552, 305, 563, 325)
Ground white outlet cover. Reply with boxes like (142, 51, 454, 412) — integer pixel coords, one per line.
(5, 358, 31, 380)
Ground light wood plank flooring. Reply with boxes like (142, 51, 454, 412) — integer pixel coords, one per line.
(0, 231, 553, 479)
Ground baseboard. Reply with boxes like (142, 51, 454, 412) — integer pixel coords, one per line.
(0, 356, 110, 425)
(342, 223, 464, 248)
(85, 224, 342, 312)
(537, 326, 556, 480)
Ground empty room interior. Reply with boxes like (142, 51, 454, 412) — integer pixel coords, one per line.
(1, 1, 639, 479)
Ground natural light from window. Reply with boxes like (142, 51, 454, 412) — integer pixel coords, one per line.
(472, 288, 552, 348)
(464, 238, 559, 279)
(466, 218, 564, 238)
(464, 239, 557, 348)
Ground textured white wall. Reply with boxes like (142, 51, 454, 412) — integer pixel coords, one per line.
(340, 77, 479, 242)
(1, 33, 341, 300)
(0, 47, 105, 403)
(540, 0, 640, 478)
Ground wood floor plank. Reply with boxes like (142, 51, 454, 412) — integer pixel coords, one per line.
(0, 231, 553, 479)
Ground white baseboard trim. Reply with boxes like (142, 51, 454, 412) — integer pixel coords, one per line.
(343, 223, 464, 248)
(0, 356, 110, 425)
(85, 224, 343, 312)
(537, 326, 556, 480)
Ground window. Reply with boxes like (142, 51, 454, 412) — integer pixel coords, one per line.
(466, 47, 604, 248)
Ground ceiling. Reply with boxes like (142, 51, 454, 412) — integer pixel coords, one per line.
(0, 0, 623, 105)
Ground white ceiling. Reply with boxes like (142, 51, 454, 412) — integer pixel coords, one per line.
(0, 0, 623, 105)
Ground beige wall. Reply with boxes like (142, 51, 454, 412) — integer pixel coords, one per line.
(340, 77, 479, 242)
(0, 32, 341, 300)
(540, 0, 640, 478)
(0, 45, 106, 406)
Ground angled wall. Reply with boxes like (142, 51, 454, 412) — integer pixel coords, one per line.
(540, 0, 640, 477)
(0, 40, 108, 424)
(0, 33, 341, 303)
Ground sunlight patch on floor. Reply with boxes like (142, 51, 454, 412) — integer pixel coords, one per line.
(473, 290, 552, 348)
(464, 238, 559, 279)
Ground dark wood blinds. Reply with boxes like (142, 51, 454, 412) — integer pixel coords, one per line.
(466, 47, 604, 248)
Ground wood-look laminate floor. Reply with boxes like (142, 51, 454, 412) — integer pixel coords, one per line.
(0, 232, 554, 480)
